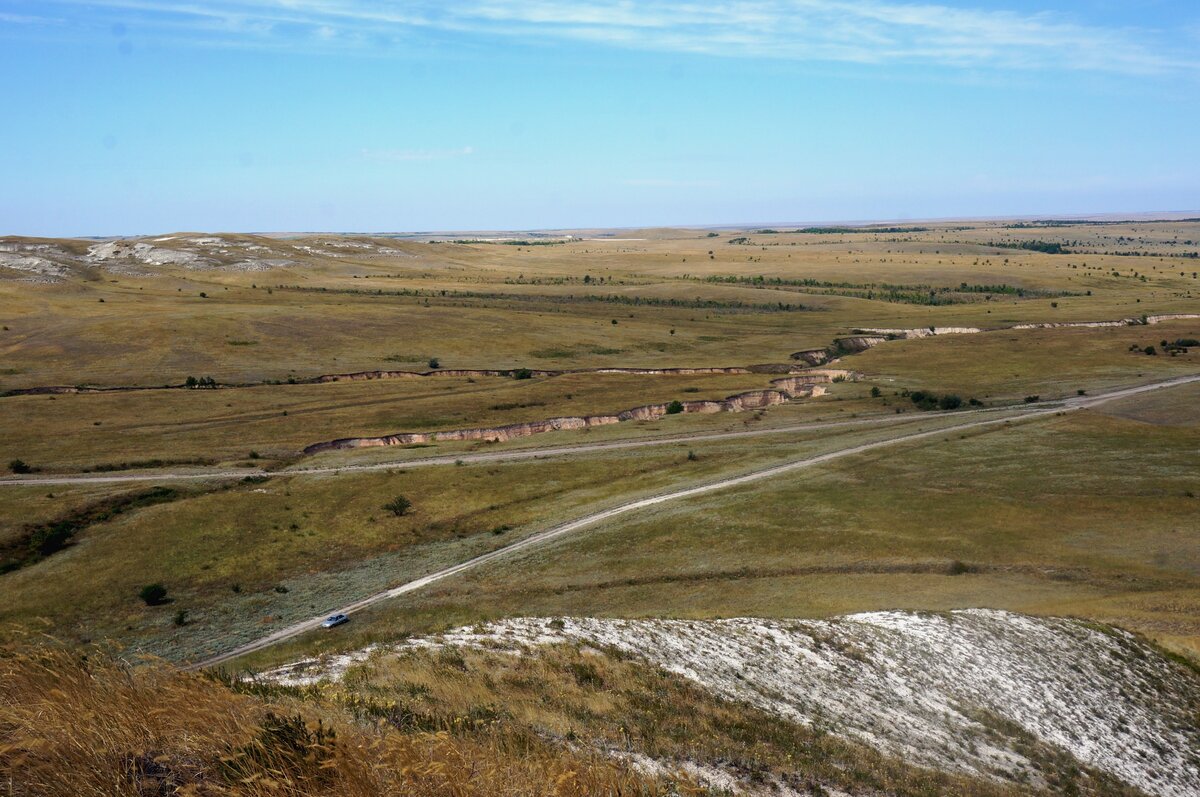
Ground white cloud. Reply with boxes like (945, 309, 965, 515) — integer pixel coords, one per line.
(23, 0, 1200, 74)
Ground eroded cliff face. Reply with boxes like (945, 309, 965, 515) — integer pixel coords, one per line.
(856, 326, 984, 339)
(1012, 313, 1200, 330)
(783, 313, 1200, 365)
(789, 348, 830, 366)
(301, 370, 851, 455)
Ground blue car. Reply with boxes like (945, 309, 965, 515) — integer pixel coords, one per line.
(321, 613, 349, 628)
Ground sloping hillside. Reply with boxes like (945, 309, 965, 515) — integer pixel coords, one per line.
(264, 610, 1200, 796)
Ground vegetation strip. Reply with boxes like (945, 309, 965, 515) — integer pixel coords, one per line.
(702, 274, 1078, 305)
(0, 487, 181, 573)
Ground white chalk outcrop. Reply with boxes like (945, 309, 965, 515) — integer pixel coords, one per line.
(261, 610, 1200, 797)
(0, 252, 68, 281)
(86, 241, 210, 268)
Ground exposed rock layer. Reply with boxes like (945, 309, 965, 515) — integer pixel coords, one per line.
(301, 372, 846, 454)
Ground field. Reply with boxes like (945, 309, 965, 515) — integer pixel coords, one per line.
(2, 221, 1199, 794)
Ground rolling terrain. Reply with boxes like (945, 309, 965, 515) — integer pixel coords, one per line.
(2, 220, 1199, 795)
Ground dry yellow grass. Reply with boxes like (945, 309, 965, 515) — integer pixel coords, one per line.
(0, 640, 665, 797)
(2, 636, 1134, 797)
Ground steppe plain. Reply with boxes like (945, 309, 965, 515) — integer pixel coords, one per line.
(3, 219, 1199, 796)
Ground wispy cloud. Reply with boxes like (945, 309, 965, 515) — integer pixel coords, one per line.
(18, 1, 1200, 75)
(0, 11, 65, 24)
(362, 145, 476, 162)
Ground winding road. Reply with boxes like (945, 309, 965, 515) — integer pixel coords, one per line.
(187, 374, 1199, 670)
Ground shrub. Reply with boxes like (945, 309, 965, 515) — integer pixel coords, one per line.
(870, 386, 882, 398)
(384, 495, 412, 517)
(665, 400, 684, 415)
(968, 398, 983, 406)
(937, 394, 963, 411)
(1175, 338, 1199, 347)
(29, 522, 74, 557)
(909, 390, 939, 411)
(687, 450, 698, 461)
(510, 368, 533, 380)
(1024, 395, 1040, 403)
(139, 583, 168, 606)
(1144, 346, 1157, 356)
(428, 358, 440, 369)
(9, 459, 33, 474)
(173, 609, 188, 626)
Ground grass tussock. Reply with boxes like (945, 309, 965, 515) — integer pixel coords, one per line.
(0, 641, 665, 797)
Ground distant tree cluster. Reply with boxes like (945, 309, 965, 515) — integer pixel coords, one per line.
(986, 240, 1069, 254)
(904, 389, 973, 412)
(184, 376, 217, 388)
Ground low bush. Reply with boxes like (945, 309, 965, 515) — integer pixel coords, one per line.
(384, 495, 412, 517)
(938, 395, 963, 411)
(139, 583, 168, 606)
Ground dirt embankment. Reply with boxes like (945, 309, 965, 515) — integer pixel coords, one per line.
(301, 370, 849, 455)
(791, 313, 1200, 362)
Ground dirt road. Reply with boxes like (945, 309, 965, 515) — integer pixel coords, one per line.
(0, 408, 1015, 487)
(188, 374, 1199, 670)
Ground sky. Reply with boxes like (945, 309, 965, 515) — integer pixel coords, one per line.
(2, 1, 1199, 236)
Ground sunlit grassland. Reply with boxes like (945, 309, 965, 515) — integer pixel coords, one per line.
(2, 223, 1196, 392)
(852, 319, 1200, 399)
(2, 415, 984, 661)
(1, 371, 776, 470)
(2, 317, 1194, 474)
(0, 484, 130, 546)
(1, 222, 1198, 671)
(261, 393, 1200, 669)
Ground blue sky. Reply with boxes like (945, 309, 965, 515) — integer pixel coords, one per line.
(2, 1, 1198, 236)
